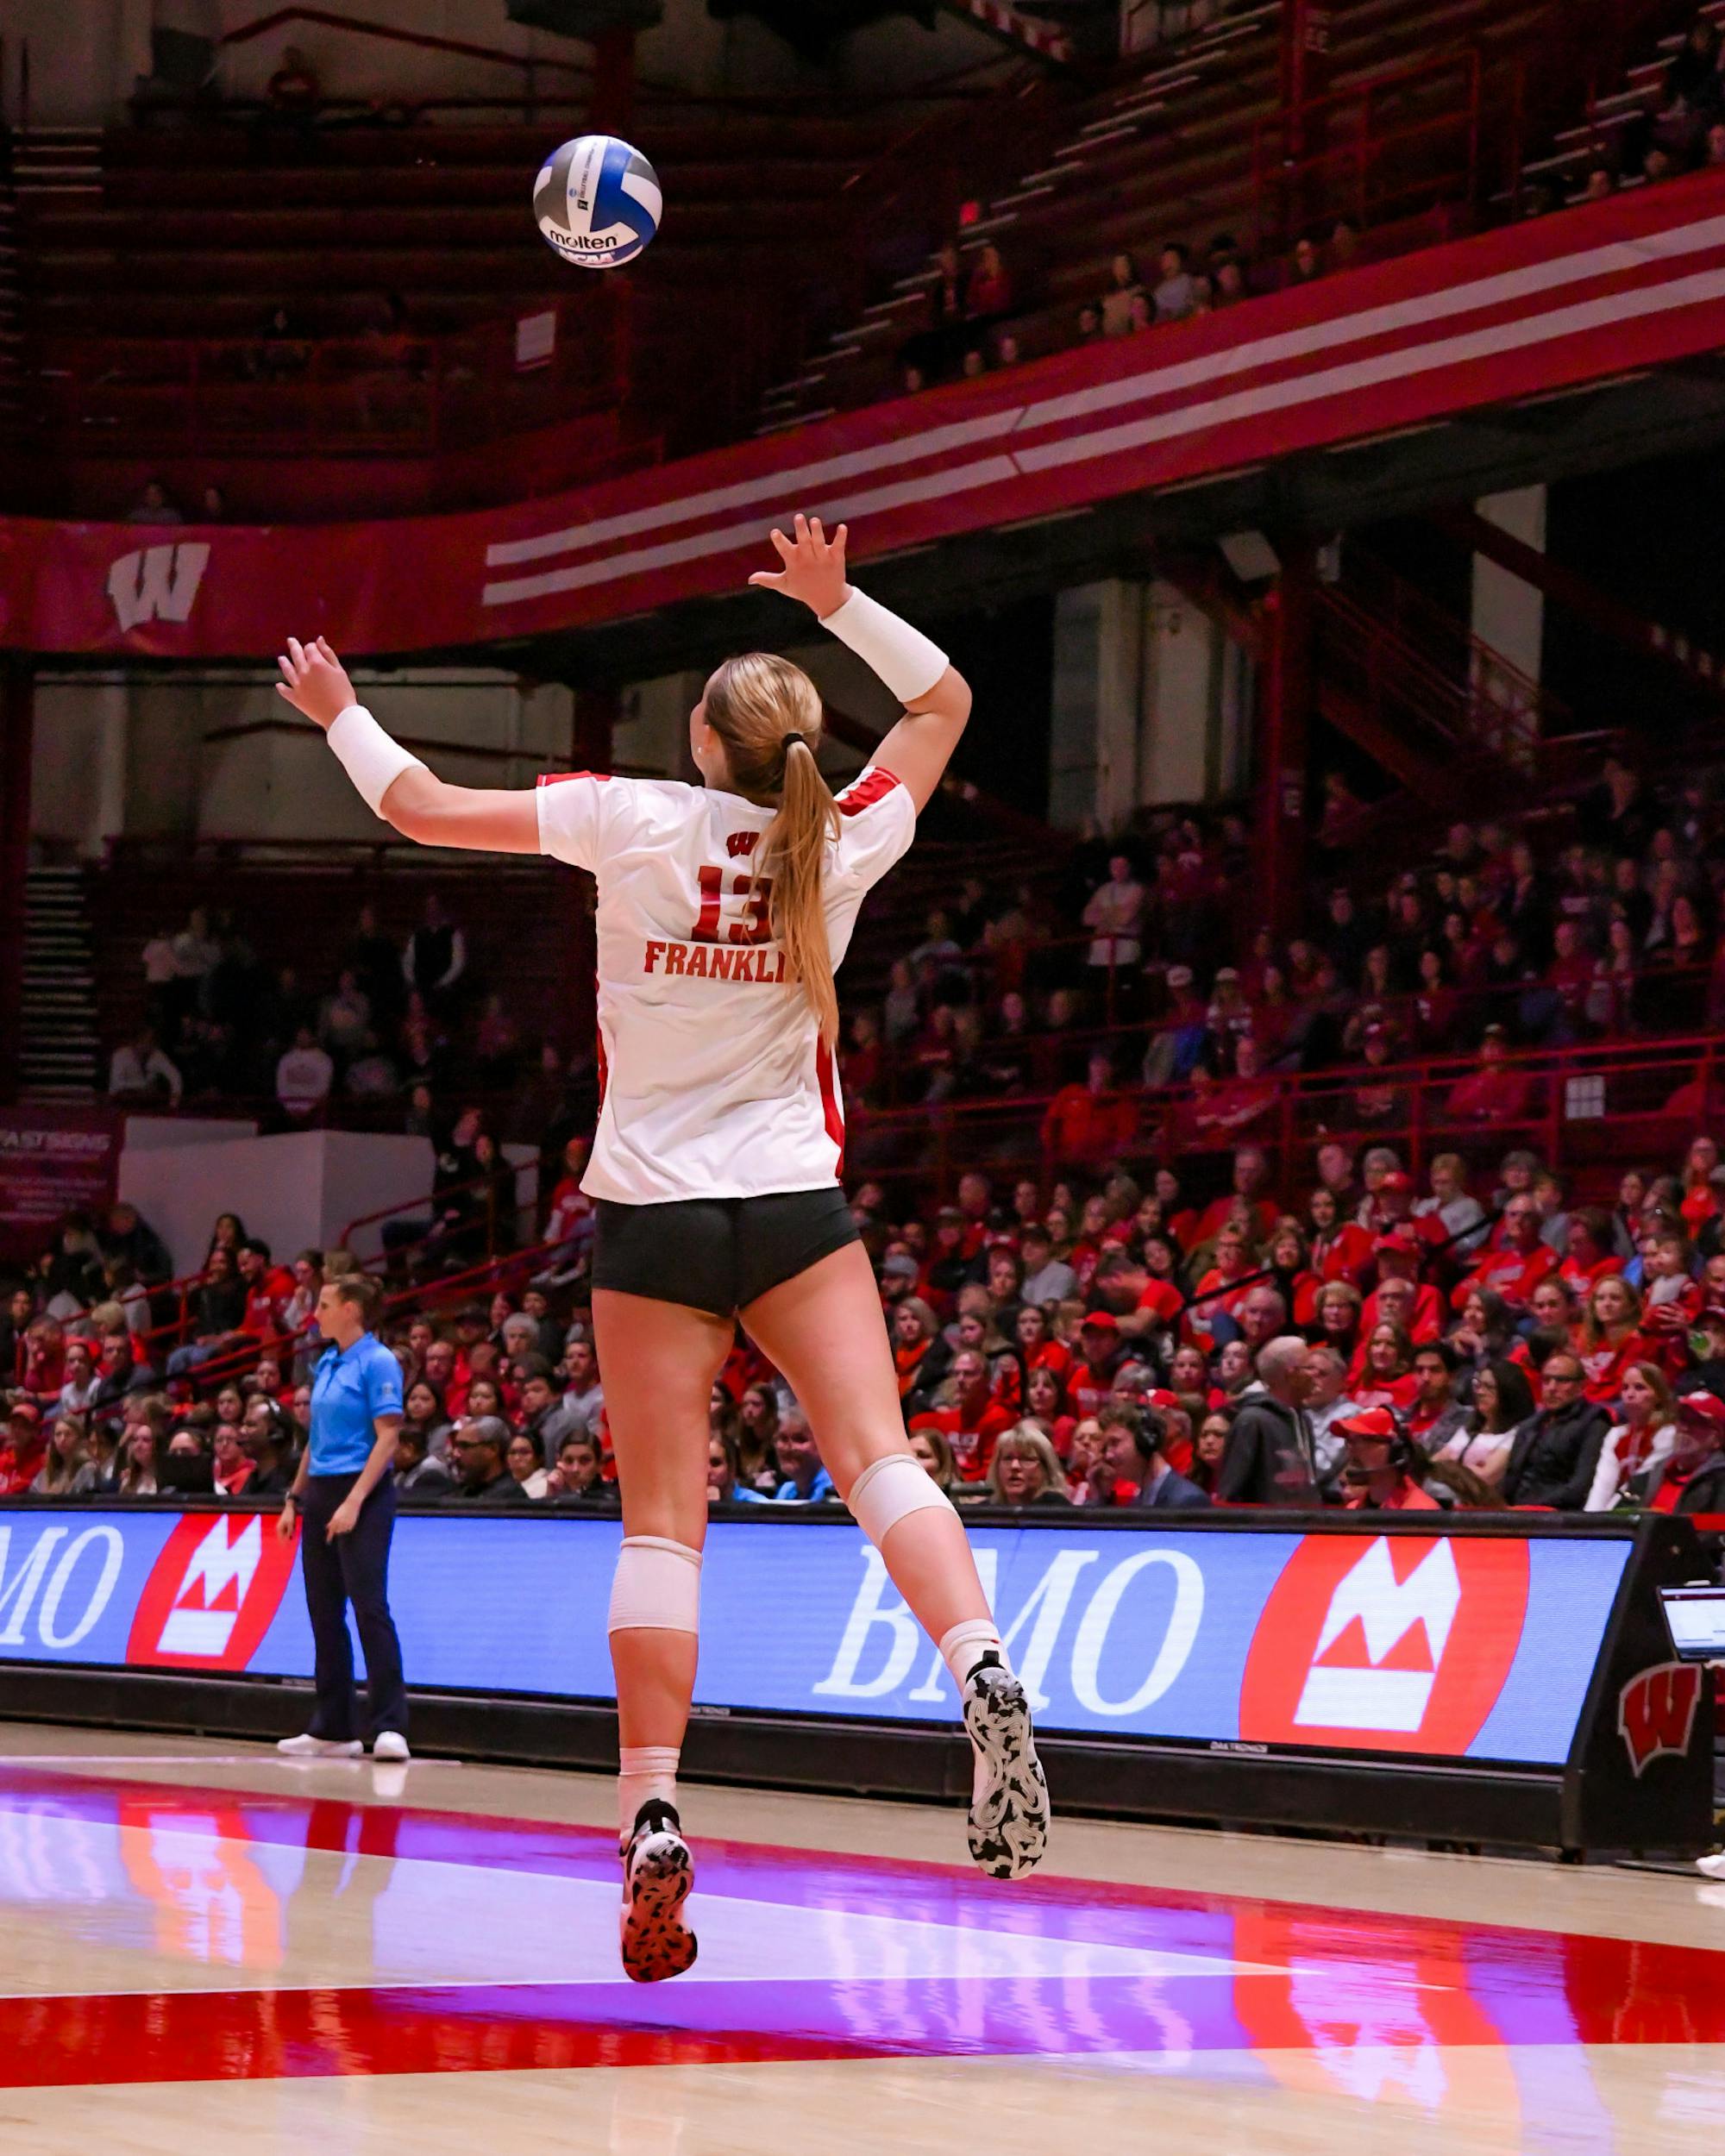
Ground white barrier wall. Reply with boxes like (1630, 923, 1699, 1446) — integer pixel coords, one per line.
(120, 1131, 434, 1278)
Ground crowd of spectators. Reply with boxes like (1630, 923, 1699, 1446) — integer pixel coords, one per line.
(854, 4, 1725, 417)
(9, 1111, 1725, 1523)
(111, 889, 554, 1137)
(840, 755, 1725, 1150)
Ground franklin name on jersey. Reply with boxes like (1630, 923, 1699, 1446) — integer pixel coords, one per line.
(536, 764, 913, 1206)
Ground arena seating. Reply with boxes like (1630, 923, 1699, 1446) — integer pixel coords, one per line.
(759, 0, 1694, 429)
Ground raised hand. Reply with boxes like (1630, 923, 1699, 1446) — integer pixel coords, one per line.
(277, 634, 357, 732)
(747, 512, 850, 619)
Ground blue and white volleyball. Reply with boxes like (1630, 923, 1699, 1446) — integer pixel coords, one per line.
(533, 134, 662, 269)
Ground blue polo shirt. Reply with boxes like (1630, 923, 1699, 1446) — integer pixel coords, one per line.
(309, 1332, 404, 1476)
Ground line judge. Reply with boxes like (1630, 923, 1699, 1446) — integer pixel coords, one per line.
(276, 1272, 410, 1762)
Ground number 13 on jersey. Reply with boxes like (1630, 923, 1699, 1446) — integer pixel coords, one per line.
(693, 865, 773, 945)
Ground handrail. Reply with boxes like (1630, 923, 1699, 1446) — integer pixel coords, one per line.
(861, 943, 1719, 1100)
(200, 718, 573, 772)
(338, 1159, 539, 1259)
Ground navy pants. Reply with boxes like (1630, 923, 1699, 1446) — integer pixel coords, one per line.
(298, 1472, 407, 1742)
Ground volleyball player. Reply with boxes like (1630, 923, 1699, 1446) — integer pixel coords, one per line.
(275, 513, 1049, 1983)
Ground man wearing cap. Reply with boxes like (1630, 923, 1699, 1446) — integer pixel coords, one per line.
(1142, 967, 1208, 1087)
(878, 1250, 922, 1307)
(0, 1401, 46, 1495)
(1069, 1312, 1125, 1419)
(1216, 1338, 1321, 1507)
(1335, 1407, 1439, 1512)
(1360, 1232, 1443, 1343)
(1500, 1349, 1611, 1508)
(1645, 1390, 1725, 1513)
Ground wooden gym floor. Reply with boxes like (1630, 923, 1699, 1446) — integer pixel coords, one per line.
(0, 1720, 1719, 2153)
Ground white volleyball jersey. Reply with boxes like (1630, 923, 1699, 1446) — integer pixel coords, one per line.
(536, 766, 916, 1204)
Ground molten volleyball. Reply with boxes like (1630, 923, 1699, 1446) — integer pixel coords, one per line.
(533, 134, 662, 269)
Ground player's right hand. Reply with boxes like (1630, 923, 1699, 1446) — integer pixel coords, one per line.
(277, 635, 357, 731)
(748, 512, 850, 618)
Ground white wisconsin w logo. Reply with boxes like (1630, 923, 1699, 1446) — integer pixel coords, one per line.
(1294, 1537, 1461, 1733)
(158, 1514, 262, 1658)
(107, 542, 210, 631)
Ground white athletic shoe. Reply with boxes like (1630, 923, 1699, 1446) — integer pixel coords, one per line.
(372, 1731, 411, 1763)
(619, 1799, 698, 1984)
(962, 1651, 1050, 1880)
(1697, 1852, 1725, 1880)
(276, 1733, 363, 1758)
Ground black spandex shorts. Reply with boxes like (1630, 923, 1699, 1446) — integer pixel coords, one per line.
(592, 1188, 861, 1319)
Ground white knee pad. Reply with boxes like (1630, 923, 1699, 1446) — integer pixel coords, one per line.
(847, 1452, 955, 1547)
(608, 1536, 702, 1634)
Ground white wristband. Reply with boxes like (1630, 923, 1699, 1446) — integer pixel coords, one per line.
(819, 588, 948, 705)
(326, 704, 426, 818)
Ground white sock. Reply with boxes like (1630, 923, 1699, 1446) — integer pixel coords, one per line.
(618, 1745, 681, 1843)
(939, 1618, 1008, 1692)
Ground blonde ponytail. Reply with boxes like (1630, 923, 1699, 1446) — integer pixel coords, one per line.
(700, 653, 843, 1048)
(761, 735, 842, 1049)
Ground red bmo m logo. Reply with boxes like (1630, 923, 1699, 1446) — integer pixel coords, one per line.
(127, 1514, 298, 1671)
(1240, 1535, 1530, 1755)
(1618, 1662, 1702, 1777)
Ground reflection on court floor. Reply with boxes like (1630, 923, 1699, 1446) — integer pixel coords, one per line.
(0, 1756, 1722, 2147)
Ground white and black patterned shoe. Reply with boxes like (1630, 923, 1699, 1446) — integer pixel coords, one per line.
(962, 1651, 1050, 1880)
(618, 1798, 698, 1984)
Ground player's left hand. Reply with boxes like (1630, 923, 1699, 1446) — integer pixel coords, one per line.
(326, 1496, 362, 1541)
(748, 512, 850, 618)
(277, 635, 357, 731)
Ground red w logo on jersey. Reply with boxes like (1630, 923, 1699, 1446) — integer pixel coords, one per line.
(127, 1513, 299, 1671)
(1617, 1661, 1702, 1777)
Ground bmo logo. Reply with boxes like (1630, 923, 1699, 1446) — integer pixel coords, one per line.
(1240, 1534, 1531, 1757)
(0, 1523, 126, 1651)
(127, 1514, 298, 1671)
(814, 1543, 1205, 1718)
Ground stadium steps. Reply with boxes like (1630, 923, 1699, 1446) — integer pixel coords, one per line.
(1506, 0, 1725, 198)
(757, 0, 1591, 431)
(20, 866, 99, 1100)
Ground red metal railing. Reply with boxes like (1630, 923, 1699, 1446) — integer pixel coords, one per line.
(1251, 48, 1485, 248)
(168, 1234, 563, 1398)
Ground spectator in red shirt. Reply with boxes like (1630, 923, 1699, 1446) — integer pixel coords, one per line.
(0, 1400, 47, 1494)
(1576, 1272, 1650, 1404)
(1360, 1232, 1444, 1342)
(1306, 1185, 1373, 1286)
(1455, 1194, 1559, 1312)
(1348, 1320, 1420, 1412)
(1335, 1406, 1440, 1511)
(911, 1347, 1016, 1482)
(1559, 1207, 1623, 1296)
(235, 1239, 292, 1342)
(537, 1135, 595, 1284)
(1445, 1025, 1534, 1123)
(1195, 1036, 1277, 1141)
(1067, 1313, 1126, 1417)
(964, 242, 1013, 322)
(1190, 1145, 1279, 1246)
(1041, 1050, 1138, 1170)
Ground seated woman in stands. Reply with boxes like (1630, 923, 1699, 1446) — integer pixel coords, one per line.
(1585, 1361, 1678, 1510)
(1427, 1357, 1535, 1491)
